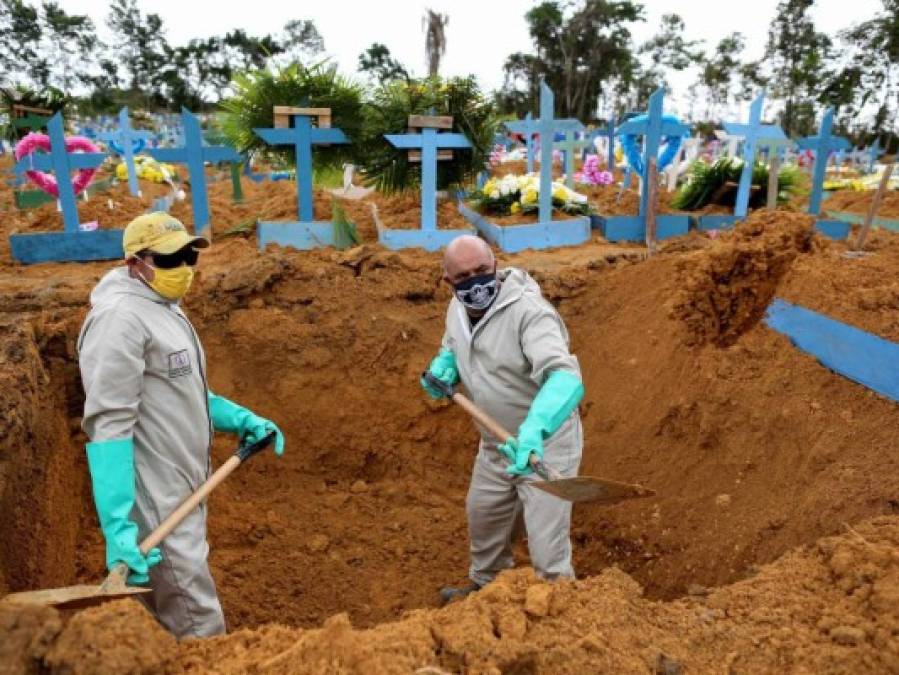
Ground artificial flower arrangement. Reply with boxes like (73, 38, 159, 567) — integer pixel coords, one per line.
(116, 156, 177, 184)
(469, 173, 590, 217)
(574, 155, 614, 186)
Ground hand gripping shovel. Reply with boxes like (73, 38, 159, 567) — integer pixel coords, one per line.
(1, 432, 277, 611)
(423, 372, 654, 505)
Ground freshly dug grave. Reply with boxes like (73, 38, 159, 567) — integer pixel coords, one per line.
(0, 178, 898, 669)
(3, 516, 897, 673)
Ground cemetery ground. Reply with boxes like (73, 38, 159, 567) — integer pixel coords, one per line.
(1, 167, 898, 673)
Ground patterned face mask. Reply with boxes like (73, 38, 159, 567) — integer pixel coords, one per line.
(453, 272, 499, 311)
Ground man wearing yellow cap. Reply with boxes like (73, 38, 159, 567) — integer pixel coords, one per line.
(78, 213, 284, 638)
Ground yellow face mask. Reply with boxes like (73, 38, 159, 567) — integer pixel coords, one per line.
(146, 265, 194, 301)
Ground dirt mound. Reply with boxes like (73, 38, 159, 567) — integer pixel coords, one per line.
(670, 210, 817, 346)
(824, 188, 899, 218)
(3, 516, 897, 673)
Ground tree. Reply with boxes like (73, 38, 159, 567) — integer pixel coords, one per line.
(423, 9, 448, 78)
(764, 0, 832, 136)
(279, 19, 324, 65)
(358, 43, 408, 84)
(499, 0, 643, 120)
(41, 2, 95, 91)
(696, 32, 746, 119)
(0, 0, 44, 86)
(829, 0, 898, 147)
(106, 0, 169, 103)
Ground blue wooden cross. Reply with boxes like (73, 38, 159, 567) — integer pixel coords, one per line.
(458, 82, 591, 253)
(592, 117, 616, 170)
(797, 108, 852, 216)
(596, 89, 691, 242)
(148, 109, 241, 239)
(255, 111, 346, 222)
(505, 113, 541, 174)
(99, 107, 153, 197)
(699, 92, 787, 229)
(252, 108, 347, 249)
(865, 139, 885, 174)
(797, 108, 852, 239)
(379, 117, 475, 250)
(535, 83, 585, 223)
(618, 89, 691, 219)
(553, 127, 590, 188)
(9, 112, 120, 264)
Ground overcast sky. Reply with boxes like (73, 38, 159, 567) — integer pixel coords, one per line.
(63, 0, 881, 114)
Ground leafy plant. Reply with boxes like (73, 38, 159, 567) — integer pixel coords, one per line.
(672, 157, 801, 211)
(219, 60, 364, 169)
(357, 76, 500, 195)
(331, 199, 359, 249)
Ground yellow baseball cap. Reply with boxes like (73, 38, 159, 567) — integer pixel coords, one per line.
(123, 212, 210, 258)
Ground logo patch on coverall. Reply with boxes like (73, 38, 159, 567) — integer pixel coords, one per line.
(167, 350, 192, 378)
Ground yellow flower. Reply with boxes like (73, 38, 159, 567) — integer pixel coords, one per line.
(522, 188, 538, 205)
(510, 202, 521, 214)
(552, 186, 567, 201)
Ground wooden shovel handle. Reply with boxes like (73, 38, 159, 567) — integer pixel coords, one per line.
(103, 431, 276, 589)
(449, 392, 558, 481)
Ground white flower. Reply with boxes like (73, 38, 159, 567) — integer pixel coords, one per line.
(489, 189, 500, 200)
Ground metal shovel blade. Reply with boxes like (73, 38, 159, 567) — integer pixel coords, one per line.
(1, 583, 151, 611)
(531, 475, 655, 504)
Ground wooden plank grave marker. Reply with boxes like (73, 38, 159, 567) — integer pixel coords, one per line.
(379, 115, 475, 250)
(9, 113, 118, 264)
(99, 107, 154, 197)
(148, 108, 242, 240)
(253, 107, 348, 249)
(699, 93, 788, 230)
(797, 108, 853, 239)
(458, 82, 591, 253)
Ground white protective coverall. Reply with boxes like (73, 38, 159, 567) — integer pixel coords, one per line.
(441, 267, 583, 586)
(78, 266, 225, 637)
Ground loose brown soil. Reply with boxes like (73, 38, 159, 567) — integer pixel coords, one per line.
(824, 189, 899, 219)
(1, 164, 898, 673)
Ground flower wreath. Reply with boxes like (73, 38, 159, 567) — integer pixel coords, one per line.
(620, 113, 684, 176)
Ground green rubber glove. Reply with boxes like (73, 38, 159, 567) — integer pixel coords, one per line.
(208, 392, 285, 456)
(420, 348, 459, 399)
(498, 370, 585, 476)
(86, 438, 162, 585)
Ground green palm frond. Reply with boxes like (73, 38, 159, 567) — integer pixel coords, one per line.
(356, 76, 500, 195)
(219, 60, 364, 170)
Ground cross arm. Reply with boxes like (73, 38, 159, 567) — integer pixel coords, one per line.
(15, 152, 106, 175)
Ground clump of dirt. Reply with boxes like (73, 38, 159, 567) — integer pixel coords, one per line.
(43, 600, 176, 674)
(670, 210, 816, 346)
(0, 602, 62, 674)
(4, 517, 898, 673)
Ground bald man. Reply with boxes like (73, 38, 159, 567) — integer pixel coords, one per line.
(421, 235, 584, 602)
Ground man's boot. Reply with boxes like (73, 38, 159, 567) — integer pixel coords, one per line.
(439, 582, 481, 605)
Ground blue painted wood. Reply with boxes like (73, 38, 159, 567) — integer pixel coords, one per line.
(384, 127, 471, 232)
(796, 108, 852, 217)
(98, 108, 153, 196)
(553, 128, 589, 188)
(595, 214, 691, 242)
(606, 117, 616, 169)
(826, 210, 899, 231)
(9, 112, 117, 264)
(865, 139, 884, 174)
(815, 219, 851, 240)
(254, 114, 348, 223)
(378, 227, 474, 252)
(257, 221, 337, 250)
(458, 201, 590, 254)
(9, 229, 124, 264)
(506, 113, 538, 173)
(697, 214, 741, 230)
(148, 108, 242, 237)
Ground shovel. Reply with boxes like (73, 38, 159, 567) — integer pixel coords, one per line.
(1, 431, 277, 611)
(423, 372, 654, 504)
